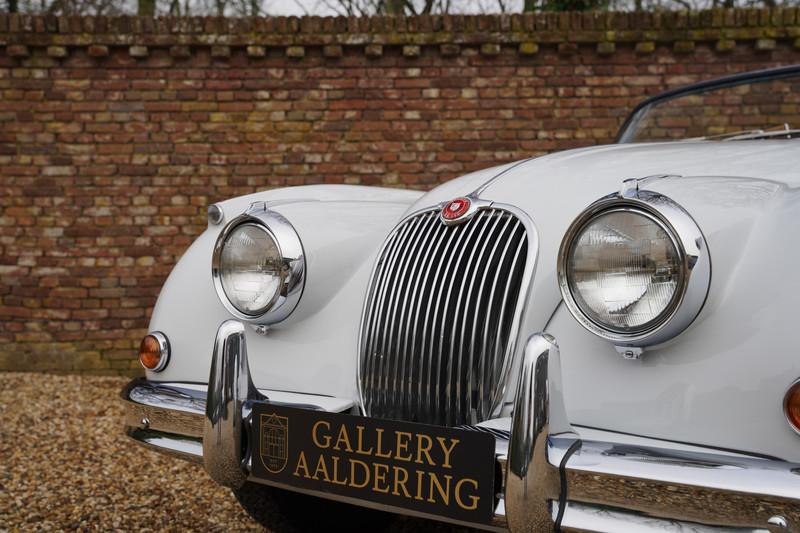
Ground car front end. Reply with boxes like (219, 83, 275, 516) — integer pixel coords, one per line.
(121, 67, 800, 532)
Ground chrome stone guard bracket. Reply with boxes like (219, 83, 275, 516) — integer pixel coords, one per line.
(199, 321, 800, 531)
(203, 319, 265, 488)
(505, 334, 580, 533)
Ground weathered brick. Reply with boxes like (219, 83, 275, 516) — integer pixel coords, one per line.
(169, 45, 191, 58)
(716, 39, 736, 52)
(365, 43, 383, 57)
(558, 42, 579, 55)
(518, 42, 539, 55)
(596, 41, 616, 55)
(323, 44, 342, 58)
(6, 44, 29, 57)
(211, 45, 230, 58)
(755, 38, 776, 51)
(673, 40, 695, 53)
(286, 45, 305, 58)
(403, 45, 421, 58)
(129, 45, 148, 57)
(46, 45, 68, 58)
(246, 45, 266, 57)
(480, 43, 501, 56)
(439, 43, 460, 56)
(635, 41, 656, 54)
(87, 44, 108, 57)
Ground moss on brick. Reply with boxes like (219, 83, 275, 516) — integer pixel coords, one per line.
(518, 41, 539, 55)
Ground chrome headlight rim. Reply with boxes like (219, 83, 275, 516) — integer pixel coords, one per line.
(211, 205, 305, 325)
(557, 190, 710, 347)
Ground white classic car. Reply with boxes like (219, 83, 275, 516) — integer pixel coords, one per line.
(122, 65, 800, 532)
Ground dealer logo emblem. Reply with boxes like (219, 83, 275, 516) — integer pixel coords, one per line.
(260, 413, 288, 474)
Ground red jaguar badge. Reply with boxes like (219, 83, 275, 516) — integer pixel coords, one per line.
(441, 197, 471, 222)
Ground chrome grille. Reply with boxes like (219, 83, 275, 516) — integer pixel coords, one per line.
(359, 206, 529, 427)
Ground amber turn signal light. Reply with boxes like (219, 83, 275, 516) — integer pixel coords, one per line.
(784, 380, 800, 435)
(139, 332, 169, 372)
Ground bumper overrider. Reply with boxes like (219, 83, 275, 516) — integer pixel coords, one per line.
(121, 320, 800, 532)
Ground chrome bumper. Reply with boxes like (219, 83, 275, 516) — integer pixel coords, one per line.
(506, 334, 800, 533)
(121, 321, 800, 532)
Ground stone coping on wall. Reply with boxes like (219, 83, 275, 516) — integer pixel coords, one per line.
(0, 9, 798, 58)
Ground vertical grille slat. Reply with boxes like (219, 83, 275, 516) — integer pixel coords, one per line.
(360, 205, 529, 427)
(395, 213, 440, 419)
(462, 214, 510, 422)
(431, 219, 479, 421)
(376, 215, 427, 415)
(475, 218, 519, 421)
(363, 220, 416, 410)
(410, 222, 449, 420)
(419, 227, 461, 419)
(386, 212, 438, 418)
(375, 216, 427, 415)
(490, 235, 528, 399)
(448, 213, 493, 425)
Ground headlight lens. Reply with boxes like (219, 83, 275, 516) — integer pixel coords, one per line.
(565, 209, 683, 333)
(219, 223, 283, 316)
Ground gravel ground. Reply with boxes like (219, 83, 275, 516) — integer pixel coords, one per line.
(0, 373, 477, 532)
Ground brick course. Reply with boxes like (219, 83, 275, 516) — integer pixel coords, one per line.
(1, 10, 799, 374)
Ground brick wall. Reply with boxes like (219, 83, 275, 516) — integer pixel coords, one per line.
(1, 10, 799, 374)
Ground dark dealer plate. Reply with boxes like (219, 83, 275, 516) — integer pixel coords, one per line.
(251, 404, 497, 524)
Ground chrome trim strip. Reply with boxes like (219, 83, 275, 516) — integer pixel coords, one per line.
(203, 319, 265, 489)
(123, 394, 204, 438)
(558, 501, 768, 533)
(565, 439, 800, 528)
(121, 381, 338, 427)
(470, 158, 534, 198)
(121, 381, 349, 464)
(125, 426, 203, 464)
(122, 380, 206, 415)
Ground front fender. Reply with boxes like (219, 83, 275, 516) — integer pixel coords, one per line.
(145, 185, 422, 401)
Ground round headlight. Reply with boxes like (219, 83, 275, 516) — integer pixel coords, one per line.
(558, 189, 710, 348)
(565, 209, 683, 334)
(219, 223, 283, 316)
(212, 204, 306, 325)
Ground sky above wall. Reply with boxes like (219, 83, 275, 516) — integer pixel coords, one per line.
(264, 0, 526, 16)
